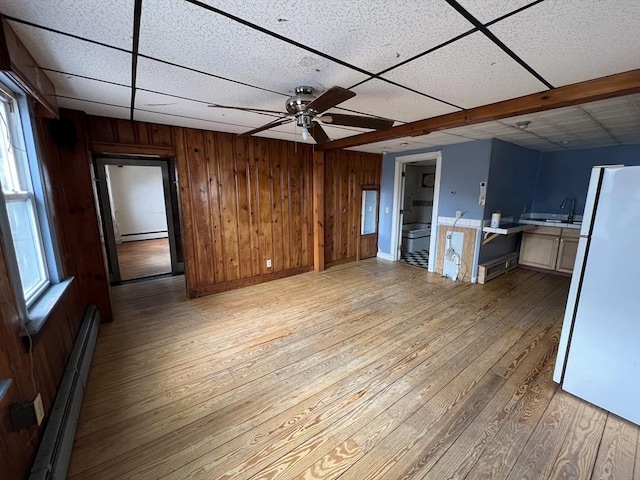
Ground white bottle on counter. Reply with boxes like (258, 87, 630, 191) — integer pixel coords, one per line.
(491, 211, 501, 228)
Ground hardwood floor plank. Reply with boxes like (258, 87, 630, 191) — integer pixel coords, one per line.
(634, 429, 640, 480)
(116, 237, 171, 280)
(65, 260, 637, 480)
(546, 400, 608, 479)
(157, 270, 549, 479)
(503, 391, 580, 480)
(340, 276, 564, 480)
(418, 288, 569, 479)
(590, 414, 638, 480)
(77, 274, 464, 433)
(72, 276, 500, 478)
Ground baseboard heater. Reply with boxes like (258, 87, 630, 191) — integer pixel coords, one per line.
(29, 305, 100, 480)
(478, 252, 519, 284)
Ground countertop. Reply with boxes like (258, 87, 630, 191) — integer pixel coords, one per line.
(518, 219, 582, 229)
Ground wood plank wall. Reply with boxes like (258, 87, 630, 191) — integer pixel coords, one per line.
(324, 149, 382, 266)
(173, 130, 314, 297)
(0, 109, 111, 479)
(86, 116, 382, 297)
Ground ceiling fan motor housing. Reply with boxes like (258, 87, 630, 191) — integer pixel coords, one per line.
(286, 86, 316, 115)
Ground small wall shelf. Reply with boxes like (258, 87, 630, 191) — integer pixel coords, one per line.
(482, 223, 535, 245)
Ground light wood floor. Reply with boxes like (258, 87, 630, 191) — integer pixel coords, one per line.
(69, 259, 640, 479)
(116, 237, 171, 280)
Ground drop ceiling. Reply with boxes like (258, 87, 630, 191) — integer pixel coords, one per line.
(1, 0, 639, 153)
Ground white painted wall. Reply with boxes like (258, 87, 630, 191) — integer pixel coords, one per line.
(106, 165, 168, 242)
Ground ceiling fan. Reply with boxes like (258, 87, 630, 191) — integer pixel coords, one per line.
(209, 86, 395, 144)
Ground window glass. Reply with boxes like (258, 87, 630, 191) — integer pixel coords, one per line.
(0, 86, 49, 305)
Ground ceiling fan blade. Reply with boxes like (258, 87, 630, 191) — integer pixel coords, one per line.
(308, 122, 331, 144)
(239, 117, 293, 136)
(306, 86, 356, 114)
(321, 113, 395, 130)
(208, 104, 285, 115)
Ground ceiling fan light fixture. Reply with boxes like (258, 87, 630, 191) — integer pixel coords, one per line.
(301, 126, 309, 141)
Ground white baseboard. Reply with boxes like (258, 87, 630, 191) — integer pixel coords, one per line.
(119, 232, 168, 242)
(377, 252, 395, 261)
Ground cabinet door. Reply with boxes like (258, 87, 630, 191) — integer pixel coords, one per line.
(556, 237, 578, 273)
(520, 233, 559, 269)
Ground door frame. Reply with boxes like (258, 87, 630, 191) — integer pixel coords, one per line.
(94, 155, 182, 284)
(391, 151, 442, 272)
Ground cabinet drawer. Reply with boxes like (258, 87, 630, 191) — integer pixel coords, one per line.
(526, 225, 562, 236)
(561, 227, 581, 238)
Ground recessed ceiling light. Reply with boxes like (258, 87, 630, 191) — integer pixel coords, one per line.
(562, 140, 571, 144)
(400, 142, 409, 146)
(516, 121, 531, 130)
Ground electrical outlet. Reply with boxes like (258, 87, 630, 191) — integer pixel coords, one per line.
(266, 259, 272, 268)
(10, 392, 44, 430)
(456, 210, 462, 218)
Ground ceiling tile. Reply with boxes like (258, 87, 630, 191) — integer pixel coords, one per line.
(57, 97, 130, 119)
(134, 90, 278, 132)
(139, 0, 368, 95)
(133, 109, 239, 133)
(382, 31, 548, 109)
(8, 21, 131, 85)
(489, 0, 640, 86)
(1, 0, 134, 49)
(345, 78, 459, 123)
(136, 57, 288, 112)
(45, 71, 131, 108)
(201, 0, 474, 74)
(455, 0, 538, 23)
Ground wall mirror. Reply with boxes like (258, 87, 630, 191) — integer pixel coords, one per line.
(361, 189, 378, 235)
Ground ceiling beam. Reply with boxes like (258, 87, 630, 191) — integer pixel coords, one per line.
(319, 69, 640, 151)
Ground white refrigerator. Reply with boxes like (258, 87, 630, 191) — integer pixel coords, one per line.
(554, 165, 640, 425)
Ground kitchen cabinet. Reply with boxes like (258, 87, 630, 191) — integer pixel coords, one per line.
(520, 226, 579, 273)
(556, 236, 579, 273)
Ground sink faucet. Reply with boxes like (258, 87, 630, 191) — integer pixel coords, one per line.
(559, 197, 575, 223)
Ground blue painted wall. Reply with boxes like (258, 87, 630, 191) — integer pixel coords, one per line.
(438, 140, 493, 220)
(485, 139, 540, 220)
(479, 139, 540, 263)
(378, 141, 640, 260)
(378, 139, 492, 255)
(532, 144, 640, 215)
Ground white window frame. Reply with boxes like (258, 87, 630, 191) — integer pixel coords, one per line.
(0, 75, 68, 331)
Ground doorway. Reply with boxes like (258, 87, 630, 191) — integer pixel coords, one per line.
(94, 156, 184, 284)
(391, 151, 442, 272)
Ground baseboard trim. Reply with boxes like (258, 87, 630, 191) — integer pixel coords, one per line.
(29, 306, 100, 480)
(190, 266, 314, 298)
(376, 252, 395, 261)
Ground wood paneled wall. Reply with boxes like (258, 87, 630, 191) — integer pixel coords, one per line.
(173, 130, 314, 297)
(324, 150, 382, 266)
(0, 109, 111, 479)
(86, 116, 382, 297)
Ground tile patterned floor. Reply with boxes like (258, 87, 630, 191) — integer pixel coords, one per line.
(400, 249, 429, 269)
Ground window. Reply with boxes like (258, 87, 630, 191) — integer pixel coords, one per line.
(0, 86, 49, 306)
(0, 77, 69, 332)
